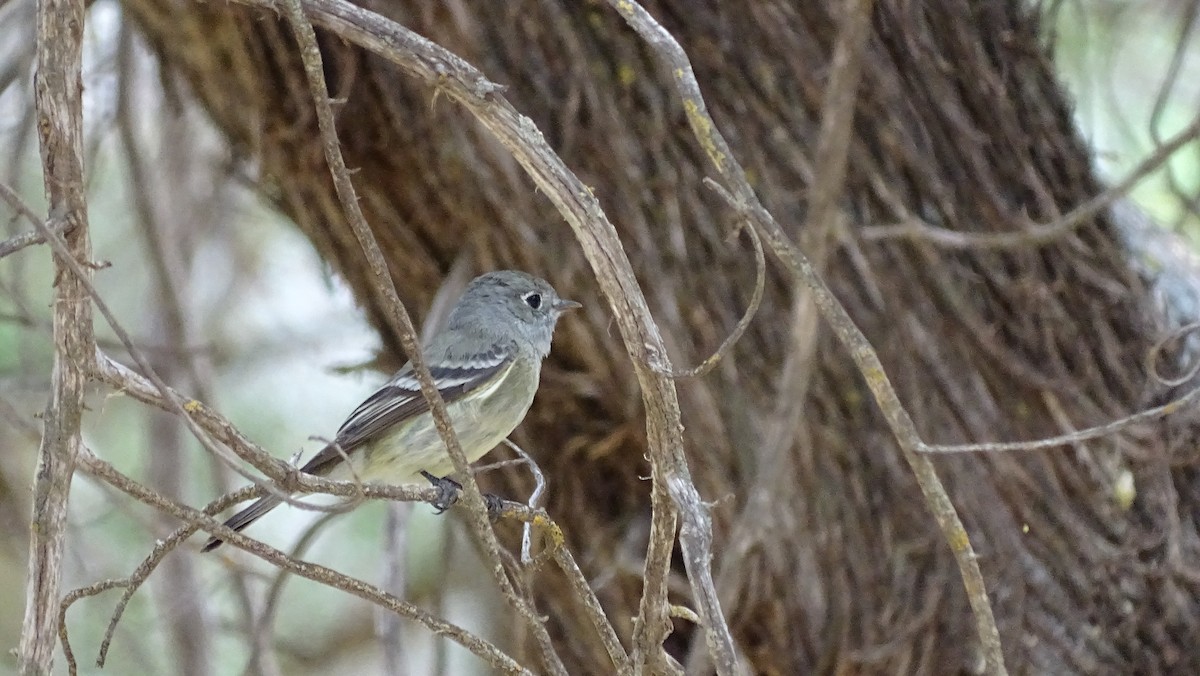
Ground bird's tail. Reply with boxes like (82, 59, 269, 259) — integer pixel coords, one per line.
(201, 494, 284, 552)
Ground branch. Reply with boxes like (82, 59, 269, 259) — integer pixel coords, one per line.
(60, 487, 257, 672)
(275, 3, 567, 672)
(214, 0, 705, 671)
(0, 212, 71, 259)
(71, 449, 534, 675)
(19, 0, 94, 672)
(488, 498, 630, 672)
(94, 352, 288, 480)
(859, 111, 1200, 250)
(600, 0, 1008, 673)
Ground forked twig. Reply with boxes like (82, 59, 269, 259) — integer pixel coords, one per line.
(73, 449, 534, 675)
(490, 499, 630, 673)
(497, 439, 548, 564)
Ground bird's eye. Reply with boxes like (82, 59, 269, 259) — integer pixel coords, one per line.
(523, 292, 543, 309)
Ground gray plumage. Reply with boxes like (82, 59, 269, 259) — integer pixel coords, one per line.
(203, 270, 578, 552)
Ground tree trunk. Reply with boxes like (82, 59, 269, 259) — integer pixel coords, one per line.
(120, 0, 1200, 672)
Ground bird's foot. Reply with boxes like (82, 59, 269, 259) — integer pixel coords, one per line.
(420, 470, 505, 519)
(421, 471, 461, 513)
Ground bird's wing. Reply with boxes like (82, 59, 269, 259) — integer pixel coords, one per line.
(300, 343, 513, 476)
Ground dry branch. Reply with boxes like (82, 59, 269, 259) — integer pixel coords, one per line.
(215, 0, 738, 671)
(859, 112, 1200, 250)
(277, 2, 570, 670)
(71, 449, 534, 675)
(600, 0, 1007, 672)
(19, 0, 94, 672)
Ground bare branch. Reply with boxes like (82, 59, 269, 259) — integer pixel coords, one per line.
(860, 112, 1200, 250)
(275, 3, 567, 671)
(492, 440, 548, 565)
(95, 488, 257, 668)
(0, 212, 70, 259)
(490, 499, 631, 673)
(19, 0, 94, 671)
(599, 0, 1008, 673)
(95, 353, 287, 480)
(74, 448, 535, 675)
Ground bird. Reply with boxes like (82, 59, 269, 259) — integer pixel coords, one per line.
(202, 270, 579, 551)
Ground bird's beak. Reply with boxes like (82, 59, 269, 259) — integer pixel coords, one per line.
(554, 298, 582, 312)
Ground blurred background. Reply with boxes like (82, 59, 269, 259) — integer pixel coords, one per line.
(1, 0, 1198, 674)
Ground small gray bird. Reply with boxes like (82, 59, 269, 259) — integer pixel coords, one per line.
(203, 270, 579, 551)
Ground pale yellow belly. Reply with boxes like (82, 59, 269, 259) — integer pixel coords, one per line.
(329, 358, 539, 485)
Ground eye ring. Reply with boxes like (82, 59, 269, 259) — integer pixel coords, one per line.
(522, 292, 543, 310)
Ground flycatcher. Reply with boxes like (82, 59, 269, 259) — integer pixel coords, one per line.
(203, 270, 579, 551)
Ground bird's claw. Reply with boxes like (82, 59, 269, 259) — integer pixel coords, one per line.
(421, 470, 461, 514)
(483, 493, 505, 520)
(420, 470, 506, 518)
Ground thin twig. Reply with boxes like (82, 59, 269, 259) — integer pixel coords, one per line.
(95, 352, 361, 513)
(1146, 321, 1200, 387)
(95, 488, 259, 667)
(491, 499, 631, 674)
(0, 216, 69, 258)
(59, 581, 124, 676)
(860, 112, 1200, 250)
(499, 439, 547, 564)
(920, 380, 1200, 455)
(657, 209, 766, 379)
(57, 485, 256, 675)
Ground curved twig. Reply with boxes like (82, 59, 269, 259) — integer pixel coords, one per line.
(920, 380, 1200, 455)
(1146, 321, 1200, 387)
(497, 439, 549, 564)
(56, 485, 256, 675)
(657, 193, 766, 380)
(860, 112, 1200, 250)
